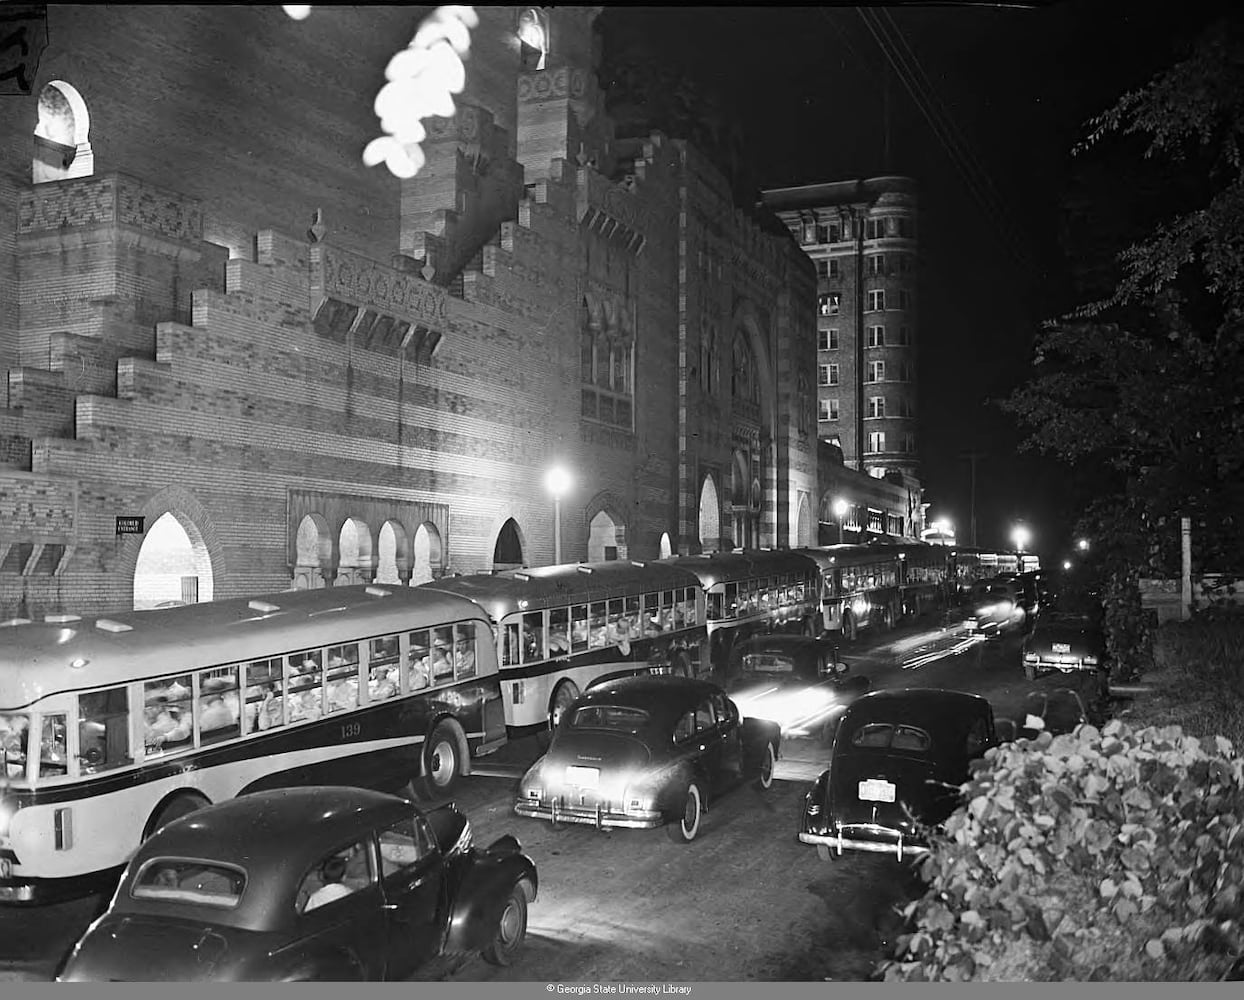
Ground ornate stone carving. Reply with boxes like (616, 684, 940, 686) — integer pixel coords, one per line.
(19, 172, 203, 241)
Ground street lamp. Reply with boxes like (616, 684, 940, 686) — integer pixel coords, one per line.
(1011, 523, 1031, 554)
(1063, 559, 1073, 571)
(1077, 538, 1090, 552)
(932, 518, 953, 545)
(544, 465, 572, 564)
(832, 498, 849, 544)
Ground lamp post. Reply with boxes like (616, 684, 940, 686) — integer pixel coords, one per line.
(1077, 538, 1090, 552)
(832, 498, 849, 544)
(544, 465, 572, 565)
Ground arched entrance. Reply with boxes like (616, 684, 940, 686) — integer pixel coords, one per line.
(132, 512, 213, 609)
(493, 518, 525, 570)
(336, 518, 374, 586)
(293, 513, 331, 589)
(698, 475, 721, 554)
(411, 522, 443, 585)
(587, 510, 625, 562)
(375, 520, 409, 585)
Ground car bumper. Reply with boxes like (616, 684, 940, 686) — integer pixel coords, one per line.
(799, 825, 929, 861)
(1027, 658, 1097, 673)
(515, 798, 664, 831)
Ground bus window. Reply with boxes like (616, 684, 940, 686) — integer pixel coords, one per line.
(368, 636, 400, 702)
(606, 599, 623, 645)
(199, 666, 241, 745)
(38, 713, 68, 778)
(588, 602, 607, 648)
(624, 595, 641, 639)
(431, 627, 455, 684)
(571, 605, 589, 652)
(670, 591, 686, 629)
(408, 630, 431, 691)
(287, 651, 324, 723)
(549, 607, 570, 654)
(79, 687, 132, 773)
(642, 593, 660, 636)
(143, 675, 193, 755)
(658, 591, 674, 629)
(758, 580, 772, 611)
(724, 583, 738, 618)
(453, 624, 476, 679)
(682, 589, 698, 627)
(326, 644, 359, 714)
(1, 712, 30, 778)
(246, 658, 285, 732)
(707, 591, 723, 621)
(502, 622, 521, 668)
(522, 612, 544, 662)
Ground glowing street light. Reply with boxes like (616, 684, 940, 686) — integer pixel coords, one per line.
(1011, 523, 1031, 553)
(544, 465, 573, 564)
(1063, 559, 1073, 571)
(832, 497, 849, 544)
(1077, 538, 1090, 552)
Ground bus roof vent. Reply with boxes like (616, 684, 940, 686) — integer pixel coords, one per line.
(44, 613, 83, 624)
(630, 560, 646, 568)
(577, 565, 594, 574)
(0, 617, 32, 628)
(95, 618, 134, 633)
(513, 572, 530, 582)
(365, 586, 391, 598)
(248, 600, 281, 614)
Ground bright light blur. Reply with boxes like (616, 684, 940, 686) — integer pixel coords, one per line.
(1077, 538, 1090, 551)
(832, 497, 849, 520)
(544, 465, 572, 499)
(731, 683, 839, 736)
(1011, 524, 1031, 552)
(282, 5, 311, 20)
(932, 518, 952, 535)
(1063, 559, 1073, 570)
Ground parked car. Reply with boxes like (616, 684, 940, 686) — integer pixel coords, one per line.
(58, 787, 537, 981)
(1021, 611, 1110, 685)
(516, 675, 782, 843)
(798, 689, 1009, 862)
(1012, 687, 1092, 738)
(729, 633, 871, 744)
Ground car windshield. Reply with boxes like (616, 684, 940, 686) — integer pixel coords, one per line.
(131, 858, 246, 909)
(849, 722, 931, 752)
(568, 705, 649, 734)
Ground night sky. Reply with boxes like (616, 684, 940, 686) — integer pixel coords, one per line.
(597, 2, 1231, 556)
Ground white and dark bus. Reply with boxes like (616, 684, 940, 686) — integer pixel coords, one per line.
(0, 584, 505, 904)
(421, 560, 708, 735)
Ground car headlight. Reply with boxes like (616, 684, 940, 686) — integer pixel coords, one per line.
(1024, 652, 1038, 662)
(1083, 655, 1098, 665)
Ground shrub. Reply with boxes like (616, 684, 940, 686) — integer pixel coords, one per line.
(879, 720, 1244, 982)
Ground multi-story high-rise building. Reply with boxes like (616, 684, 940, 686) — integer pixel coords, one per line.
(760, 178, 919, 482)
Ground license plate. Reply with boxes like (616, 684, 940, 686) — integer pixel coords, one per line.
(565, 765, 599, 788)
(1052, 642, 1071, 654)
(858, 779, 896, 803)
(0, 858, 10, 879)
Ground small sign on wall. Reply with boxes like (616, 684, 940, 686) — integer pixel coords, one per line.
(115, 516, 145, 535)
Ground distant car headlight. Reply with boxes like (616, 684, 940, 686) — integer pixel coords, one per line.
(1083, 655, 1098, 665)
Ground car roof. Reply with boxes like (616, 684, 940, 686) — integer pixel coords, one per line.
(575, 675, 723, 721)
(840, 689, 991, 736)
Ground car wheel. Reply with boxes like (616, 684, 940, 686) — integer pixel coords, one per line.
(143, 790, 210, 841)
(842, 612, 857, 643)
(423, 721, 461, 796)
(666, 781, 703, 843)
(756, 742, 776, 790)
(1023, 659, 1037, 681)
(548, 680, 580, 731)
(483, 883, 529, 966)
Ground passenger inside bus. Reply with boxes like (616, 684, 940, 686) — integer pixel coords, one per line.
(430, 642, 453, 680)
(143, 700, 192, 749)
(453, 641, 475, 677)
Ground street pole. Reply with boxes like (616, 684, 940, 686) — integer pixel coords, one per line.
(554, 496, 562, 565)
(838, 517, 844, 544)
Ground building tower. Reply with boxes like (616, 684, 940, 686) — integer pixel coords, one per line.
(760, 177, 919, 482)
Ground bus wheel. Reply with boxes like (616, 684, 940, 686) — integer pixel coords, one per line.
(143, 790, 210, 841)
(548, 681, 581, 731)
(842, 613, 857, 643)
(422, 720, 463, 796)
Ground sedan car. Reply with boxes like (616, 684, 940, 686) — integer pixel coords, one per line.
(58, 786, 537, 981)
(1022, 611, 1109, 685)
(957, 579, 1027, 635)
(798, 689, 1004, 862)
(516, 675, 782, 843)
(729, 634, 871, 744)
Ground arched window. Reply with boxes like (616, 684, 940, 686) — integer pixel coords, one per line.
(518, 8, 548, 71)
(33, 80, 94, 184)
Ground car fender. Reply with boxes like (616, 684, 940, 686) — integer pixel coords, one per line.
(442, 844, 538, 955)
(740, 717, 782, 764)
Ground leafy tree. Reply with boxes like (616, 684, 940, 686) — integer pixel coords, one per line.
(1003, 15, 1244, 655)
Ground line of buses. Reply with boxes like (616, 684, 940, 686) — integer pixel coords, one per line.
(0, 542, 1033, 902)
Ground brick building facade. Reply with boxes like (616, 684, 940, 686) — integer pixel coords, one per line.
(0, 6, 819, 618)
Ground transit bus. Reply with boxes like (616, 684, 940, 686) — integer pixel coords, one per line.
(798, 544, 903, 642)
(0, 584, 505, 904)
(895, 543, 953, 618)
(421, 561, 708, 735)
(658, 549, 821, 669)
